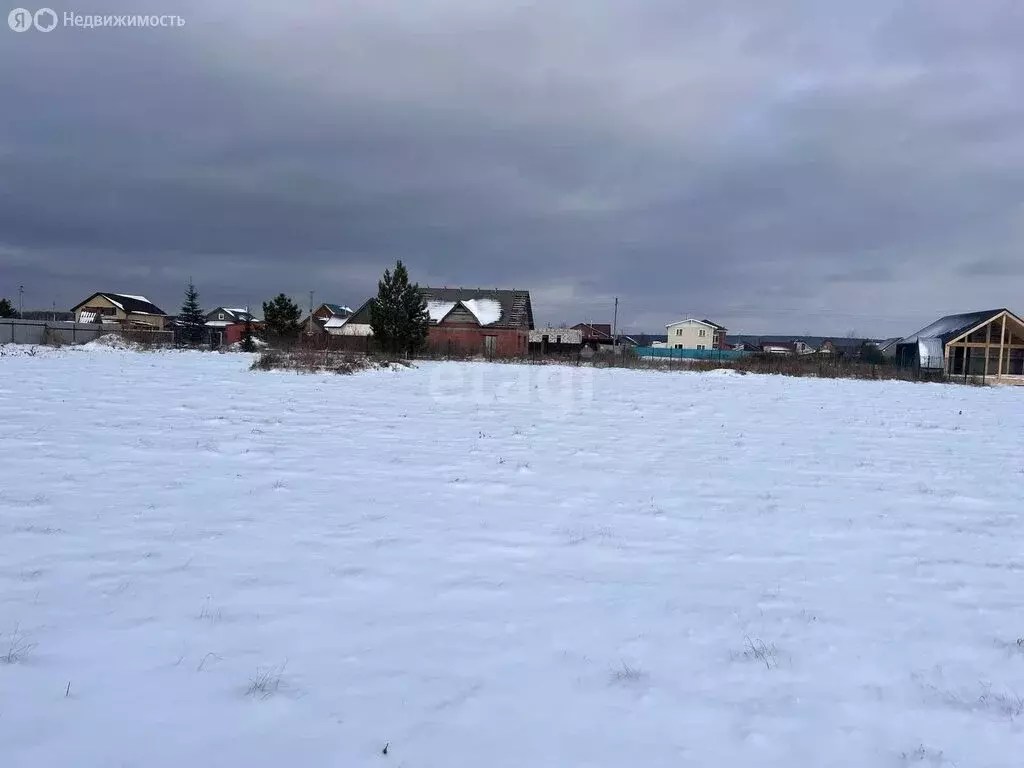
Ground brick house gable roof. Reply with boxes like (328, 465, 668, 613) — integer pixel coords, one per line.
(342, 290, 534, 331)
(420, 288, 533, 330)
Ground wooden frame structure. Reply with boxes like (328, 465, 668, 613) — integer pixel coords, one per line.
(943, 310, 1024, 380)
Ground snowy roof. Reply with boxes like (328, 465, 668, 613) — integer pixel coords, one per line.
(461, 299, 503, 326)
(421, 287, 532, 330)
(897, 309, 1009, 346)
(323, 315, 350, 329)
(426, 301, 458, 323)
(426, 298, 506, 327)
(72, 293, 167, 316)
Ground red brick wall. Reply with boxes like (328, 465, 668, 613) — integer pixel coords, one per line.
(428, 324, 527, 357)
(222, 322, 264, 345)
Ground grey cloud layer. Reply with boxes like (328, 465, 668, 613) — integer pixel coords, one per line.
(2, 0, 1022, 334)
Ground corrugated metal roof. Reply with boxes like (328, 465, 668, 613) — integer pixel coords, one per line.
(898, 309, 1006, 345)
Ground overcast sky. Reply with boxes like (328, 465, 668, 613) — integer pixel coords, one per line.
(3, 1, 1023, 336)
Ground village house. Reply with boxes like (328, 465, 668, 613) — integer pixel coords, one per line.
(665, 318, 728, 350)
(71, 293, 168, 329)
(204, 307, 262, 346)
(422, 287, 533, 356)
(325, 299, 374, 337)
(572, 323, 614, 350)
(304, 302, 353, 336)
(328, 289, 534, 355)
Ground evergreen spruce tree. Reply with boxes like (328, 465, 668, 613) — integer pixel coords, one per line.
(240, 310, 257, 352)
(262, 294, 302, 340)
(0, 298, 18, 318)
(370, 261, 430, 355)
(179, 279, 206, 345)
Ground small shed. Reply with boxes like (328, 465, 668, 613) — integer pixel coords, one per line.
(529, 327, 583, 355)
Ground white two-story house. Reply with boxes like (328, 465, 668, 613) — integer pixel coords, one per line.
(665, 318, 727, 350)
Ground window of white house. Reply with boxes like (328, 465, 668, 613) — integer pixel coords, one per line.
(697, 344, 705, 350)
(699, 329, 706, 337)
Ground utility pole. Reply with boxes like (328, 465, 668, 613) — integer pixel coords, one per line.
(308, 290, 314, 334)
(612, 297, 619, 351)
(18, 285, 24, 318)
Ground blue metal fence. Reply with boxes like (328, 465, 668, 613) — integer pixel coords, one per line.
(634, 347, 750, 361)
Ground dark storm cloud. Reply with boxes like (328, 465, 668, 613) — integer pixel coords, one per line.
(2, 0, 1023, 334)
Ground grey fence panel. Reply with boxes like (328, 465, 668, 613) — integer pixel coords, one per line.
(0, 319, 135, 345)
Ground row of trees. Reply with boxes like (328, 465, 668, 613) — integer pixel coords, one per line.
(0, 298, 19, 318)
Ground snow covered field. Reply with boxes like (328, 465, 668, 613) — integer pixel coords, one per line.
(1, 346, 1023, 767)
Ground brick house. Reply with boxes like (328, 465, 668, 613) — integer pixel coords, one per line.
(422, 287, 534, 356)
(204, 307, 262, 346)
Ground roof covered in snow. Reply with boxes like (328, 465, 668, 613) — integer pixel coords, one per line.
(323, 315, 351, 329)
(339, 291, 533, 330)
(421, 287, 533, 330)
(426, 301, 458, 323)
(72, 293, 167, 316)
